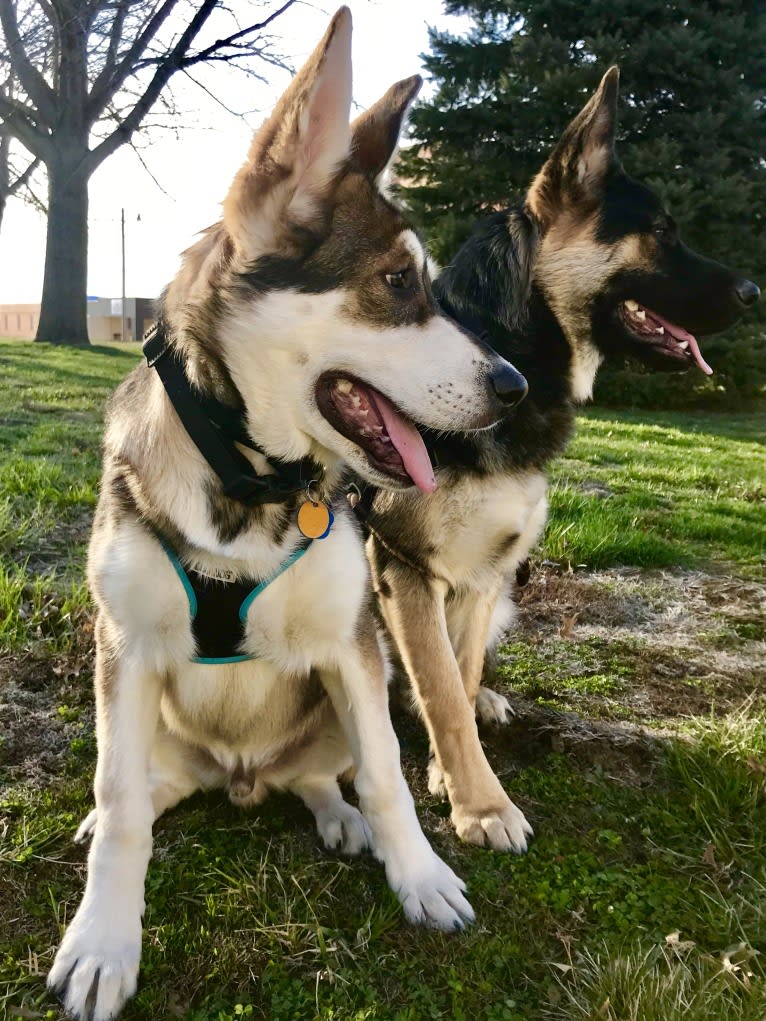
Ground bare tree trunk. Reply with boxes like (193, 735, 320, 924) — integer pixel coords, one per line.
(35, 152, 89, 345)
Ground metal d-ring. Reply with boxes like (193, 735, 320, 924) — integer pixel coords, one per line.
(305, 479, 324, 505)
(346, 482, 361, 509)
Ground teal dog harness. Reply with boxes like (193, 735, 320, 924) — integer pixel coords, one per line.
(159, 536, 312, 665)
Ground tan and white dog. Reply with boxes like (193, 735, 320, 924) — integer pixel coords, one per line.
(47, 9, 528, 1020)
(362, 68, 759, 855)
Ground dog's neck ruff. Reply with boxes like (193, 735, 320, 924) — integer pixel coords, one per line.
(143, 323, 324, 507)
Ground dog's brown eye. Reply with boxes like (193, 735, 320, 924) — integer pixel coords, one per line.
(385, 268, 414, 290)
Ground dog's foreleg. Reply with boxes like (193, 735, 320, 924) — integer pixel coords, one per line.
(377, 564, 532, 853)
(319, 634, 474, 931)
(48, 633, 162, 1021)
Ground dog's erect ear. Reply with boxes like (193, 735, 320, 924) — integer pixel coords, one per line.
(223, 7, 353, 258)
(527, 66, 620, 229)
(350, 75, 423, 188)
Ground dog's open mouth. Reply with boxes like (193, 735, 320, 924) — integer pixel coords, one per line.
(620, 300, 713, 375)
(316, 373, 436, 493)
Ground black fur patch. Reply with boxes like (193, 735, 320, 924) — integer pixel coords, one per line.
(431, 205, 575, 475)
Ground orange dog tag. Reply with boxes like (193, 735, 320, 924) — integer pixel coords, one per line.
(297, 499, 332, 539)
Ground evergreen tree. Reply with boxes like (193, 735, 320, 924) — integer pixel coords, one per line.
(402, 0, 766, 281)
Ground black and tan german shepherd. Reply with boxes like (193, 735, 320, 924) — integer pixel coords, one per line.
(362, 67, 760, 852)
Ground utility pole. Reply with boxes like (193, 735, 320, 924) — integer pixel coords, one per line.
(121, 207, 126, 342)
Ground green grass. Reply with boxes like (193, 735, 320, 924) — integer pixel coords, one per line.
(1, 338, 765, 1020)
(0, 340, 141, 654)
(546, 409, 766, 574)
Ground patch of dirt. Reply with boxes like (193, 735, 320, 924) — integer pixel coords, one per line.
(0, 643, 95, 788)
(17, 507, 93, 574)
(494, 564, 766, 723)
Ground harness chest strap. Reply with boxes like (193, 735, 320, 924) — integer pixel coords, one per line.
(157, 534, 312, 665)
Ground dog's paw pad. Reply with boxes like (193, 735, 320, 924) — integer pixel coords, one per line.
(475, 687, 514, 726)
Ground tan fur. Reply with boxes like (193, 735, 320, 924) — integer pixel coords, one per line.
(364, 68, 631, 853)
(537, 225, 651, 401)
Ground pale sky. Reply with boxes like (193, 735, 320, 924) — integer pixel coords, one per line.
(0, 1, 470, 304)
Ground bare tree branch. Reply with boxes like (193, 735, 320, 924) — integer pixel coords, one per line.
(0, 0, 57, 124)
(0, 0, 298, 343)
(179, 0, 295, 67)
(85, 0, 221, 174)
(86, 0, 181, 123)
(0, 89, 50, 159)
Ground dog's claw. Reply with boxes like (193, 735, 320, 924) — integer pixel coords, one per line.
(453, 798, 532, 853)
(388, 850, 474, 932)
(74, 809, 98, 844)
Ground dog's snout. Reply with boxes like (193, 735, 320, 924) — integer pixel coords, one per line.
(734, 278, 760, 308)
(490, 361, 528, 408)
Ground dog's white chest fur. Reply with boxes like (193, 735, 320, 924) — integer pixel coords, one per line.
(95, 510, 369, 756)
(427, 470, 548, 588)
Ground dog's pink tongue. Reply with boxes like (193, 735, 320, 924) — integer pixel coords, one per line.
(371, 391, 436, 493)
(650, 311, 713, 375)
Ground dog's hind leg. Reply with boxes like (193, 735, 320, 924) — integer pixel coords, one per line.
(448, 583, 506, 710)
(318, 630, 475, 931)
(291, 775, 373, 856)
(273, 715, 372, 856)
(48, 630, 163, 1021)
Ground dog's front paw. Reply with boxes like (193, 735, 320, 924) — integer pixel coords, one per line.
(475, 686, 514, 726)
(316, 801, 373, 856)
(48, 900, 141, 1021)
(388, 847, 475, 931)
(453, 797, 533, 853)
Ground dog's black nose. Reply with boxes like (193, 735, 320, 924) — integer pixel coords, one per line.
(490, 361, 528, 407)
(734, 278, 760, 307)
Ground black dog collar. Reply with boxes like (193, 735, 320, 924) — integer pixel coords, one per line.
(143, 323, 321, 506)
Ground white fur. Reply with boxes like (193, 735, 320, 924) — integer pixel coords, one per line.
(475, 686, 515, 725)
(220, 286, 510, 486)
(570, 341, 604, 403)
(398, 229, 425, 274)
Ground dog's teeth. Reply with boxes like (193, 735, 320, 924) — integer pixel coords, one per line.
(625, 299, 639, 312)
(678, 340, 689, 350)
(656, 326, 665, 334)
(334, 379, 353, 394)
(635, 309, 646, 321)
